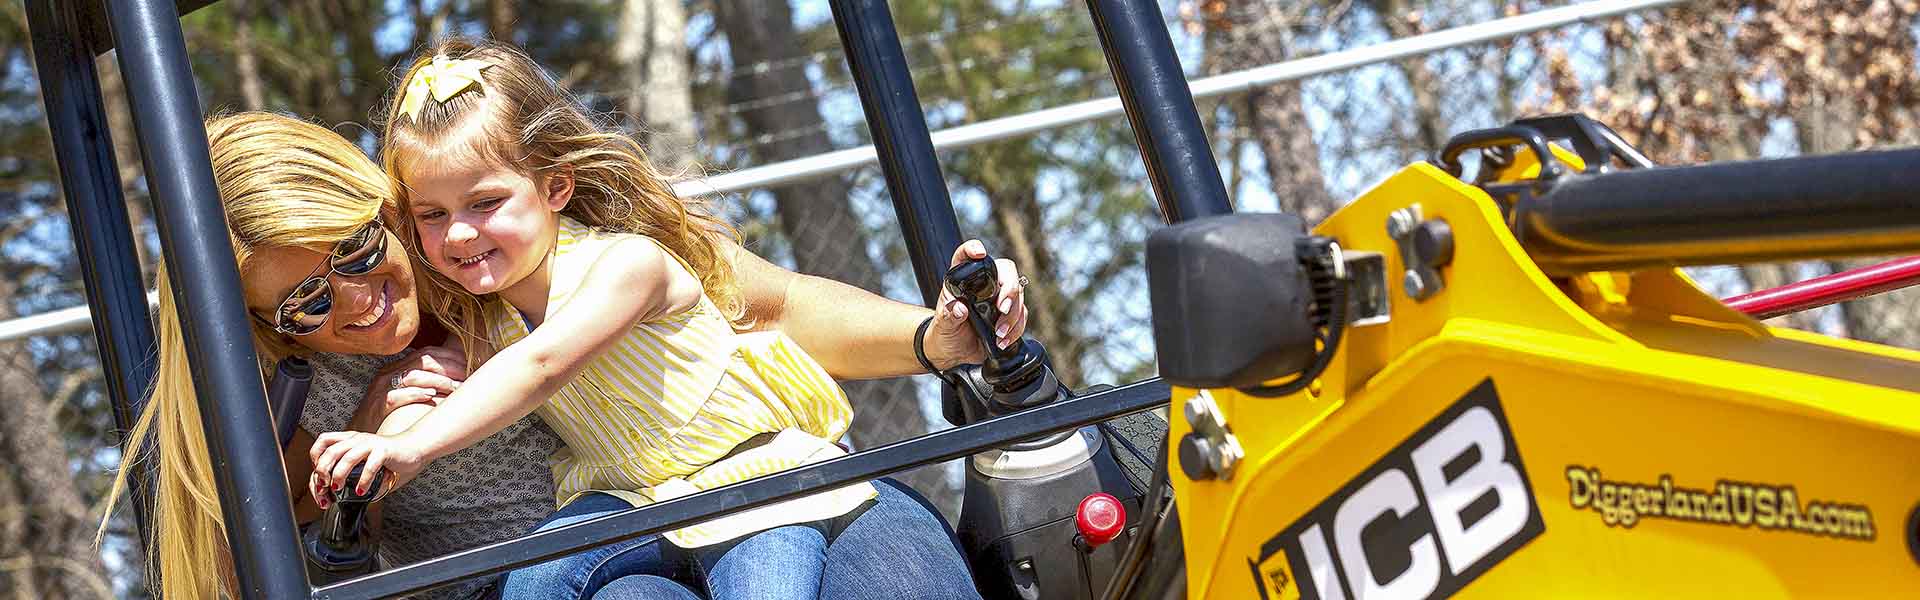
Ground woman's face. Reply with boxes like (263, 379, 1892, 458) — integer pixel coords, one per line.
(242, 227, 422, 356)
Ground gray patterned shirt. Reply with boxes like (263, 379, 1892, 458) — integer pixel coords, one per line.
(300, 352, 561, 600)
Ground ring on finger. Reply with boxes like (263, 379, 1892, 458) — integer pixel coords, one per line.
(390, 373, 406, 390)
(1017, 275, 1030, 288)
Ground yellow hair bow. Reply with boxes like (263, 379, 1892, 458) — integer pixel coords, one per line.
(396, 56, 494, 121)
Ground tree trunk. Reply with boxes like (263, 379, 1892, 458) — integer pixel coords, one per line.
(1204, 2, 1335, 221)
(1372, 0, 1447, 153)
(0, 279, 112, 599)
(487, 0, 516, 40)
(230, 0, 266, 111)
(618, 0, 697, 171)
(710, 0, 954, 515)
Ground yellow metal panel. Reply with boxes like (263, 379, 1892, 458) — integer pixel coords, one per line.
(1168, 161, 1920, 599)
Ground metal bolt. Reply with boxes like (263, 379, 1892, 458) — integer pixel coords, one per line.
(1212, 440, 1240, 478)
(1403, 270, 1427, 298)
(1183, 396, 1209, 429)
(1387, 210, 1415, 238)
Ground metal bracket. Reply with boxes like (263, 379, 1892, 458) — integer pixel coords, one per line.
(1387, 204, 1454, 302)
(1178, 390, 1244, 481)
(1342, 250, 1390, 326)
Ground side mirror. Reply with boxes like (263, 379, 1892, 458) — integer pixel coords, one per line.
(1147, 214, 1320, 390)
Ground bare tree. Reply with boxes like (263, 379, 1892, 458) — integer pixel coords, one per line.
(0, 305, 113, 599)
(487, 0, 516, 40)
(1199, 1, 1338, 221)
(618, 0, 698, 171)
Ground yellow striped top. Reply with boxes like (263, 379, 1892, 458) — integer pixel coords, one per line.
(486, 217, 875, 548)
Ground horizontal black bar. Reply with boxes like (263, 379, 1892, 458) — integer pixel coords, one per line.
(1513, 148, 1920, 275)
(314, 378, 1172, 599)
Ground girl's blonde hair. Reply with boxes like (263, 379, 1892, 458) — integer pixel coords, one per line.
(380, 38, 741, 359)
(100, 112, 394, 599)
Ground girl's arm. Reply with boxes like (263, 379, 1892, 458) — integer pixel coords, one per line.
(730, 239, 1029, 379)
(309, 238, 700, 493)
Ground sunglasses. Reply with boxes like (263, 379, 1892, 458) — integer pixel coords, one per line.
(255, 220, 390, 336)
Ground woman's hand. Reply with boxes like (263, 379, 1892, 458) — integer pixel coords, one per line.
(309, 430, 429, 506)
(923, 240, 1030, 370)
(351, 343, 466, 433)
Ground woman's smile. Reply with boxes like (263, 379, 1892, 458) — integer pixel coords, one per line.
(341, 280, 395, 331)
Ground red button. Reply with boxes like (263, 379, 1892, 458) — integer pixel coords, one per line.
(1076, 492, 1126, 547)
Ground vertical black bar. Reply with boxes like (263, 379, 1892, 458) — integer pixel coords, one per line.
(24, 0, 160, 550)
(1086, 0, 1233, 222)
(104, 1, 309, 598)
(829, 0, 963, 305)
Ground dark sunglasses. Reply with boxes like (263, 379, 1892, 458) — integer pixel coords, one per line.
(255, 220, 390, 336)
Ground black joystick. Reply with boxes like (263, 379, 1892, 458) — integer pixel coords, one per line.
(303, 465, 385, 584)
(940, 256, 1068, 431)
(944, 257, 1027, 372)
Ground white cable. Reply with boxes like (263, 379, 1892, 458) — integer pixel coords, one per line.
(0, 291, 157, 343)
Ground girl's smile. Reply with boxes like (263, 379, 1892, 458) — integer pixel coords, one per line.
(401, 134, 574, 311)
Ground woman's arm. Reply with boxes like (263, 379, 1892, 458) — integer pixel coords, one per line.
(729, 239, 1028, 379)
(310, 237, 699, 492)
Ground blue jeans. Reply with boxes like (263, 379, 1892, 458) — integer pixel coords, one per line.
(500, 479, 979, 600)
(497, 492, 700, 600)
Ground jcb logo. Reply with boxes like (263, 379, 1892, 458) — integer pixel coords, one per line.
(1256, 380, 1542, 600)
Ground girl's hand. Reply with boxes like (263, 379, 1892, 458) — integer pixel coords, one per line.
(924, 239, 1030, 369)
(351, 344, 467, 432)
(309, 430, 429, 500)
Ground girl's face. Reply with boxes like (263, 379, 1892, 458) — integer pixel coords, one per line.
(403, 148, 572, 304)
(242, 227, 421, 356)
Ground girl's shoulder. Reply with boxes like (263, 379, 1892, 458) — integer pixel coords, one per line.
(557, 218, 669, 260)
(558, 221, 690, 275)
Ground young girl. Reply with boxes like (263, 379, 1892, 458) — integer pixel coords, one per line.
(308, 39, 976, 599)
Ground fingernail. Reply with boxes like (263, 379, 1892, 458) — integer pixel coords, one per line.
(996, 323, 1010, 339)
(951, 303, 965, 318)
(999, 298, 1013, 313)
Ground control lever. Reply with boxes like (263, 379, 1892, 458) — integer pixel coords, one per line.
(942, 256, 1064, 422)
(303, 465, 385, 584)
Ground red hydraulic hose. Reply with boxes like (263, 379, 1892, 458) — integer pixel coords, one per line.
(1721, 256, 1920, 320)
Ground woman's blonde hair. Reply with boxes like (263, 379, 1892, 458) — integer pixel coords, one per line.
(100, 112, 394, 599)
(380, 38, 741, 359)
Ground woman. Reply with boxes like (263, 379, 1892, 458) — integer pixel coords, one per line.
(105, 112, 1025, 599)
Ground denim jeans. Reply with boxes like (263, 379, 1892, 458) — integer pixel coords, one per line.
(498, 479, 980, 600)
(496, 492, 699, 600)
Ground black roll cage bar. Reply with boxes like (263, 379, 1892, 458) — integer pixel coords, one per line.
(26, 1, 1230, 598)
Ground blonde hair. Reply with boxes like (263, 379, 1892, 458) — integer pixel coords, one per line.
(100, 112, 394, 599)
(380, 38, 741, 360)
